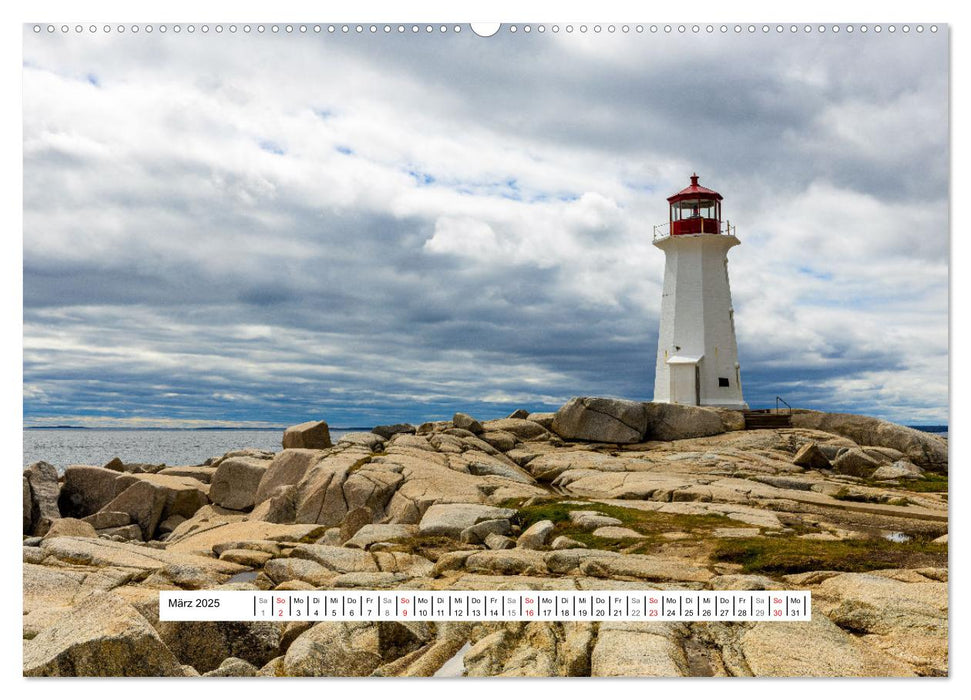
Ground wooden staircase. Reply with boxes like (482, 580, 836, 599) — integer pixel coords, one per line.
(743, 409, 792, 430)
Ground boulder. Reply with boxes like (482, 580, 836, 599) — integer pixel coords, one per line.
(526, 412, 556, 430)
(210, 457, 271, 510)
(592, 526, 646, 539)
(428, 433, 465, 453)
(155, 619, 282, 674)
(591, 626, 688, 676)
(158, 514, 186, 534)
(863, 446, 907, 465)
(872, 460, 924, 480)
(460, 518, 513, 544)
(463, 454, 535, 484)
(484, 533, 516, 550)
(789, 411, 947, 472)
(284, 621, 424, 677)
(42, 518, 97, 540)
(517, 519, 555, 549)
(337, 432, 386, 451)
(478, 430, 518, 452)
(793, 442, 832, 469)
(255, 449, 326, 504)
(23, 562, 89, 635)
(157, 466, 217, 484)
(832, 448, 881, 477)
(444, 427, 477, 439)
(551, 397, 648, 444)
(23, 476, 32, 533)
(817, 443, 850, 461)
(292, 450, 401, 526)
(25, 461, 61, 536)
(452, 412, 483, 434)
(283, 420, 333, 449)
(212, 448, 274, 467)
(551, 536, 586, 550)
(251, 485, 299, 523)
(102, 456, 125, 471)
(711, 408, 747, 432)
(571, 552, 712, 583)
(39, 536, 244, 577)
(371, 424, 416, 440)
(339, 506, 373, 543)
(81, 511, 131, 530)
(739, 610, 915, 676)
(507, 409, 531, 420)
(816, 573, 947, 643)
(202, 657, 259, 677)
(100, 524, 143, 540)
(23, 592, 185, 676)
(481, 418, 550, 441)
(57, 466, 121, 518)
(166, 520, 328, 557)
(568, 510, 623, 530)
(525, 451, 629, 481)
(264, 558, 339, 587)
(113, 473, 210, 520)
(417, 504, 517, 538)
(642, 402, 727, 441)
(97, 480, 167, 540)
(464, 549, 549, 576)
(290, 544, 379, 573)
(416, 421, 451, 435)
(344, 524, 417, 550)
(119, 462, 166, 474)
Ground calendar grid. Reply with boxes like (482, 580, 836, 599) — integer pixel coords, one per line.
(160, 590, 811, 622)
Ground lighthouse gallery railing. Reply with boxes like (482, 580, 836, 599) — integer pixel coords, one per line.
(652, 220, 737, 242)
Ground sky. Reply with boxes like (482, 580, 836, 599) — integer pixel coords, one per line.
(21, 23, 949, 428)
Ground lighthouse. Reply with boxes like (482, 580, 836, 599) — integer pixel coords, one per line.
(652, 174, 747, 409)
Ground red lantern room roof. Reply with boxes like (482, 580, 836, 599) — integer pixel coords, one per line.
(667, 173, 723, 203)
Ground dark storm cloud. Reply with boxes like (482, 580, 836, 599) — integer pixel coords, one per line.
(22, 26, 948, 426)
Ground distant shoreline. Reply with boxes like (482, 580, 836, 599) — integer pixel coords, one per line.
(23, 424, 949, 433)
(23, 426, 371, 432)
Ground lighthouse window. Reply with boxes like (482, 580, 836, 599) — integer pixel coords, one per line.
(673, 200, 717, 220)
(718, 377, 730, 387)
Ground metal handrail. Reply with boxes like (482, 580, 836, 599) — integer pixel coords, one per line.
(653, 220, 737, 243)
(775, 396, 792, 415)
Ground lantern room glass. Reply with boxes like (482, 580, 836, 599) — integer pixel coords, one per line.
(671, 199, 720, 222)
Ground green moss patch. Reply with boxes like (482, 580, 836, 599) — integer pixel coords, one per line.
(900, 474, 949, 493)
(711, 536, 947, 576)
(856, 473, 948, 494)
(509, 499, 739, 553)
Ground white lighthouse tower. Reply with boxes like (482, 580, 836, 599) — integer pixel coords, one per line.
(653, 174, 747, 409)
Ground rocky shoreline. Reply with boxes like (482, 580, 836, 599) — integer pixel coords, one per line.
(23, 398, 948, 677)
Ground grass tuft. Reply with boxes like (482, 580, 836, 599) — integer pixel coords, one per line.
(711, 536, 947, 575)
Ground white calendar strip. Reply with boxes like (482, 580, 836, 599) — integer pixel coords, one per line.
(160, 590, 811, 622)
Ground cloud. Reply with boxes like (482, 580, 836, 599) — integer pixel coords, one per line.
(22, 27, 949, 426)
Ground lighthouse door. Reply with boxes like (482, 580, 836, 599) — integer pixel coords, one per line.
(668, 362, 698, 406)
(667, 355, 702, 406)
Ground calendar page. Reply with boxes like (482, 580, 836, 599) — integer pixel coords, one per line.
(21, 7, 949, 682)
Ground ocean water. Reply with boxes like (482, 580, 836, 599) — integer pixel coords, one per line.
(23, 425, 946, 472)
(23, 428, 353, 471)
